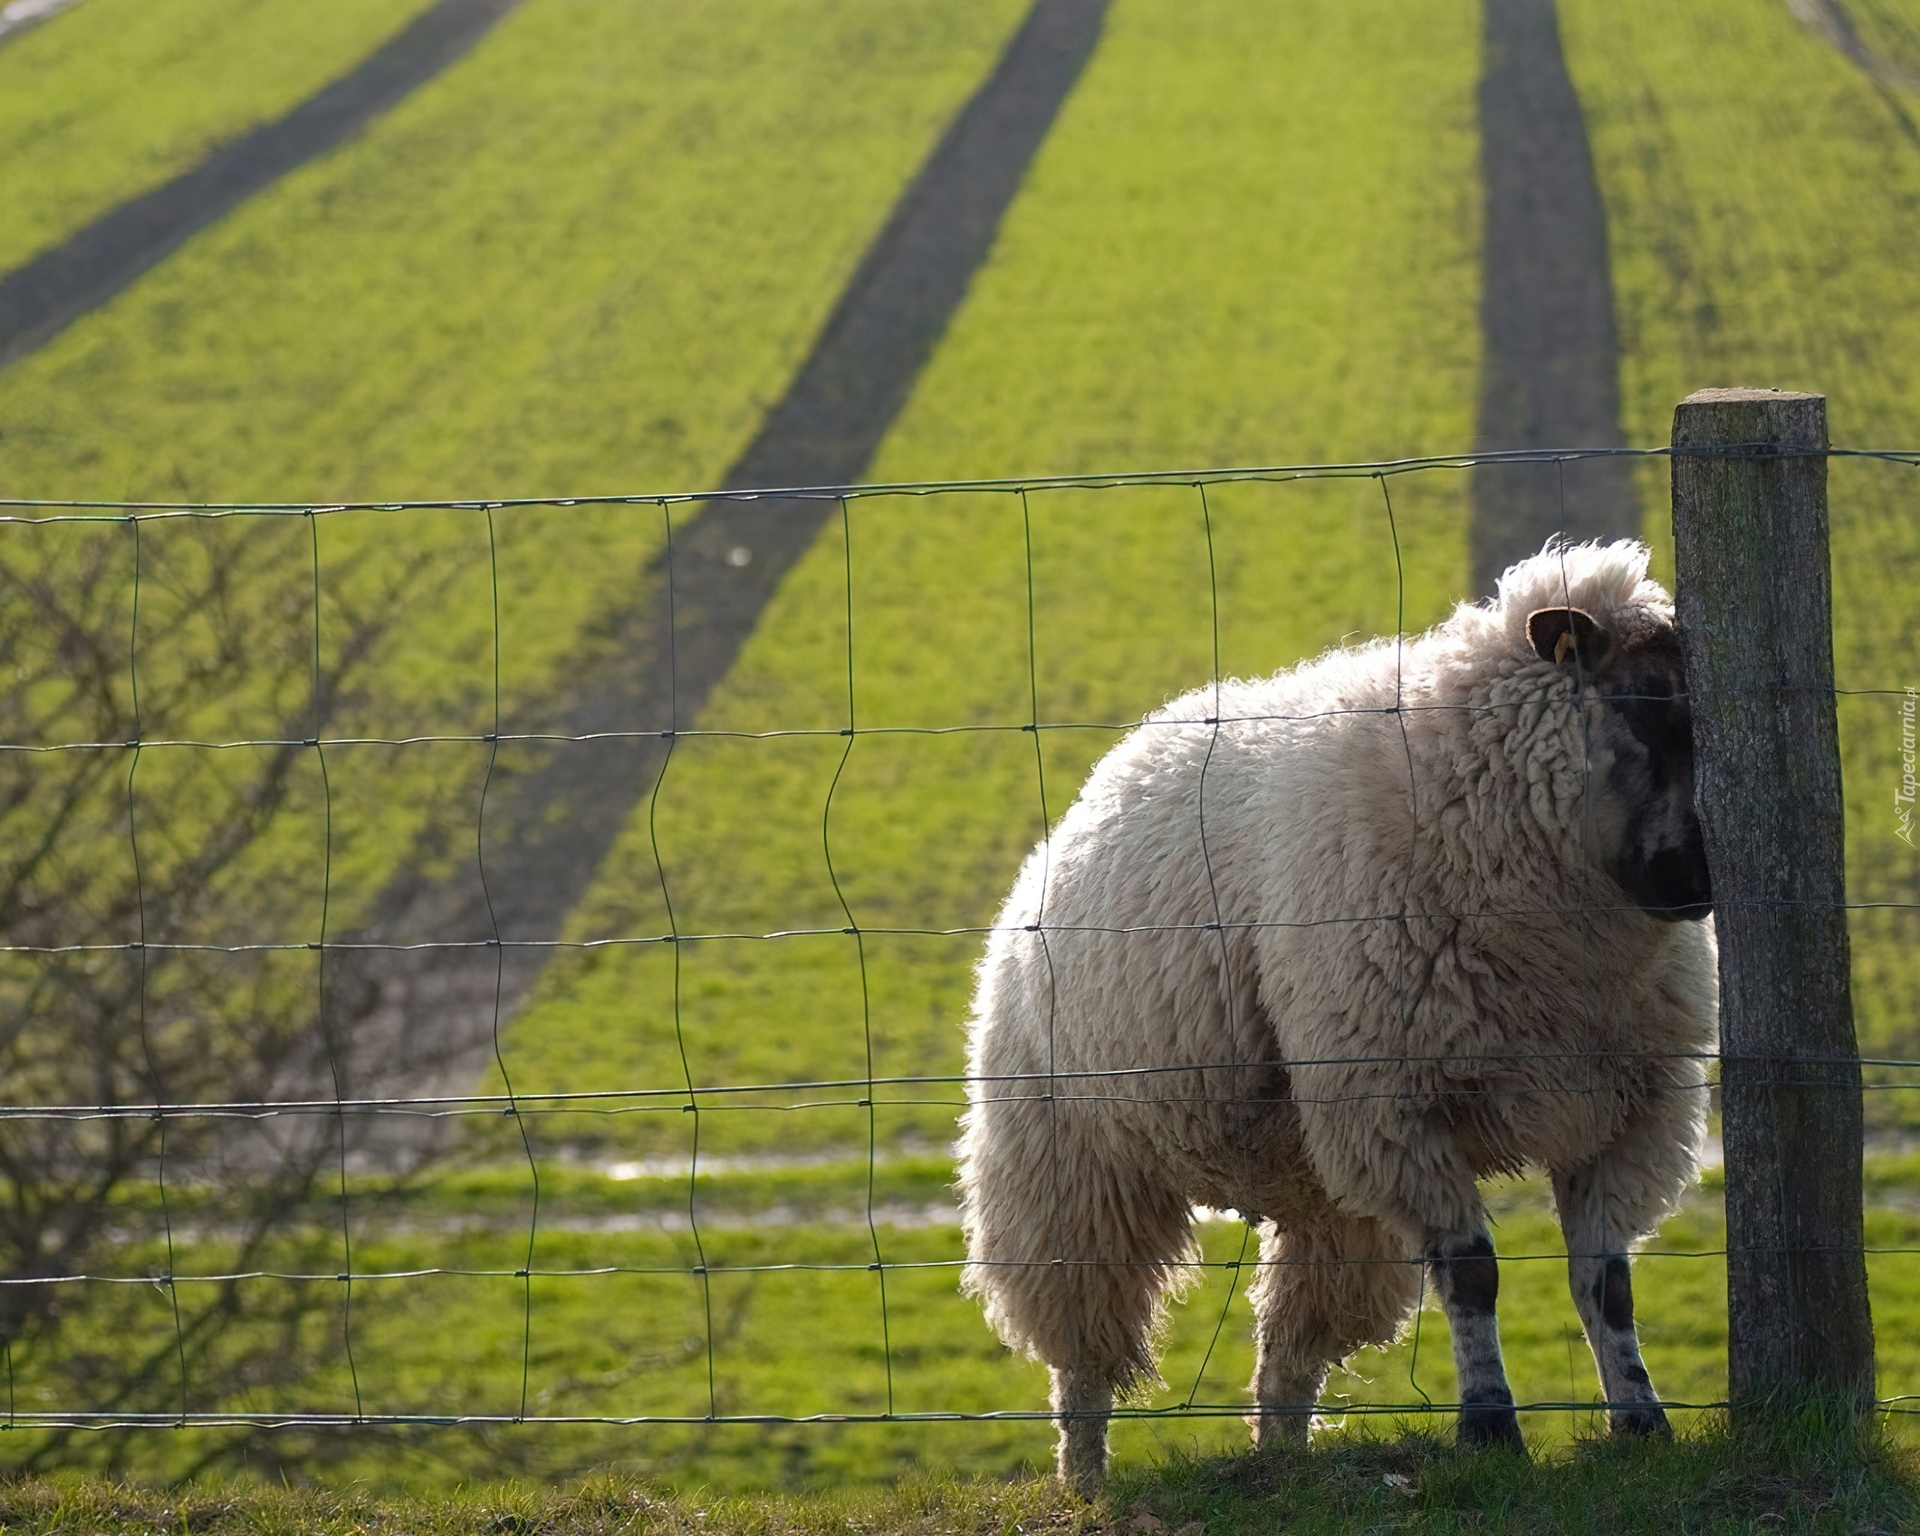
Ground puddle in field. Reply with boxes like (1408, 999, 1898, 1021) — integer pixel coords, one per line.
(543, 1201, 961, 1234)
(280, 1130, 1920, 1239)
(596, 1149, 882, 1181)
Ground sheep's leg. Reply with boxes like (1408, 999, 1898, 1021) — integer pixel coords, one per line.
(1247, 1222, 1329, 1450)
(1248, 1213, 1420, 1449)
(1427, 1229, 1525, 1451)
(1052, 1367, 1112, 1495)
(1553, 1163, 1670, 1437)
(1293, 1077, 1520, 1448)
(1038, 1200, 1188, 1495)
(960, 1089, 1193, 1496)
(1248, 1367, 1321, 1450)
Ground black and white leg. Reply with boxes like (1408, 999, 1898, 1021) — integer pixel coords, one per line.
(1553, 1165, 1670, 1436)
(1427, 1230, 1525, 1451)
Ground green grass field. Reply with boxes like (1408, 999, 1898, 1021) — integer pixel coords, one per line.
(1559, 0, 1920, 1086)
(2, 0, 1918, 1501)
(0, 0, 440, 273)
(5, 1417, 1917, 1535)
(15, 1163, 1920, 1492)
(496, 0, 1484, 1155)
(0, 0, 1032, 961)
(0, 0, 1029, 504)
(499, 0, 1920, 1159)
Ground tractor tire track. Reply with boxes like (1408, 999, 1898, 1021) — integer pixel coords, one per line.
(1787, 0, 1920, 147)
(325, 0, 1112, 1157)
(1788, 0, 1920, 96)
(1471, 0, 1638, 595)
(0, 0, 84, 47)
(0, 0, 520, 367)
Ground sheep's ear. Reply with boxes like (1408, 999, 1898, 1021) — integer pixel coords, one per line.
(1527, 606, 1611, 671)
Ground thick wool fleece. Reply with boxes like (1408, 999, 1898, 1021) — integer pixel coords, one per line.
(958, 541, 1717, 1390)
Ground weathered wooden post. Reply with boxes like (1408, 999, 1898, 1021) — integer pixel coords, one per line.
(1671, 387, 1875, 1413)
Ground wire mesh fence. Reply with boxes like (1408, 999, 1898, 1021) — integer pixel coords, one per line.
(0, 441, 1916, 1476)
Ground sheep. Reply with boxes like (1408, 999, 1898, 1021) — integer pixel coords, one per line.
(956, 539, 1717, 1493)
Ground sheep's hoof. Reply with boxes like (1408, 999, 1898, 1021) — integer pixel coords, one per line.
(1457, 1404, 1526, 1453)
(1609, 1405, 1672, 1439)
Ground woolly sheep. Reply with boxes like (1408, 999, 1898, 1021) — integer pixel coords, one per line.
(957, 540, 1717, 1492)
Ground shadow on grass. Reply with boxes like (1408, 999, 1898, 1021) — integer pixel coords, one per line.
(1110, 1411, 1917, 1535)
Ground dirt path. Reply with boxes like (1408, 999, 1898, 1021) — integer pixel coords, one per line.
(0, 0, 520, 366)
(328, 0, 1113, 1157)
(1471, 0, 1638, 595)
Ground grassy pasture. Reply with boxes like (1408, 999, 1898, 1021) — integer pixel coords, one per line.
(15, 1166, 1920, 1492)
(3, 0, 1920, 1504)
(0, 0, 1031, 948)
(358, 0, 1920, 1491)
(1560, 0, 1920, 1085)
(501, 0, 1920, 1161)
(0, 0, 1029, 505)
(3, 1420, 1916, 1535)
(496, 0, 1484, 1154)
(1848, 1, 1920, 73)
(0, 0, 439, 273)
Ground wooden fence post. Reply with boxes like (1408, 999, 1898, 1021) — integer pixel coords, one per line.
(1671, 386, 1875, 1413)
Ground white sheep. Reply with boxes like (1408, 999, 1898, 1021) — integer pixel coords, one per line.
(957, 540, 1718, 1491)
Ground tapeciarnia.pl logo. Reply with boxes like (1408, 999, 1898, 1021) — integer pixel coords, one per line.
(1899, 686, 1917, 849)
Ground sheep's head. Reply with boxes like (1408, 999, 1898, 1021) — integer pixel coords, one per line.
(1527, 603, 1712, 923)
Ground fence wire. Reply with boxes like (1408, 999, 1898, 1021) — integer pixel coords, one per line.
(0, 445, 1915, 1449)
